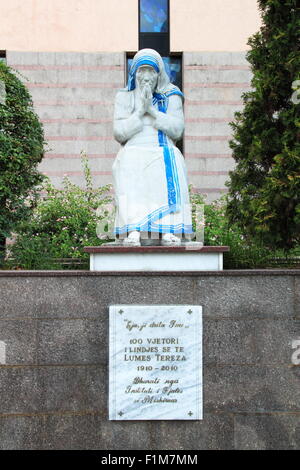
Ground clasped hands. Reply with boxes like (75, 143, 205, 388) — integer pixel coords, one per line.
(135, 84, 158, 120)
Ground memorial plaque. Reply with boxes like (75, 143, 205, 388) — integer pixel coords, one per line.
(109, 305, 202, 420)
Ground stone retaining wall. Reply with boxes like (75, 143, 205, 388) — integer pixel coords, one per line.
(0, 270, 299, 449)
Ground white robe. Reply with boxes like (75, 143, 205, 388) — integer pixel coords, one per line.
(112, 90, 193, 239)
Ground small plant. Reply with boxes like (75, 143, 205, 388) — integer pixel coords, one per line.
(7, 154, 113, 269)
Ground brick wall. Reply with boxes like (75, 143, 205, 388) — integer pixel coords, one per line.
(0, 270, 299, 450)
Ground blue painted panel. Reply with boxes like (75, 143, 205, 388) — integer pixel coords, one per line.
(140, 0, 168, 33)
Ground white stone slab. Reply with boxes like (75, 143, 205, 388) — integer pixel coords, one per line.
(109, 305, 202, 420)
(91, 251, 223, 271)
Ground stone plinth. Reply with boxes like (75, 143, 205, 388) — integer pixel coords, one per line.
(83, 245, 230, 272)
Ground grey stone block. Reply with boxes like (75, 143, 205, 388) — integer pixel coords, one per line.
(183, 52, 249, 67)
(47, 52, 124, 67)
(48, 174, 113, 191)
(185, 121, 231, 136)
(53, 53, 84, 67)
(184, 69, 252, 84)
(37, 319, 107, 365)
(42, 121, 113, 138)
(39, 413, 102, 450)
(37, 365, 107, 413)
(185, 104, 243, 120)
(57, 69, 123, 84)
(29, 85, 118, 102)
(37, 104, 113, 120)
(195, 276, 295, 318)
(38, 413, 151, 450)
(204, 319, 300, 365)
(37, 52, 56, 66)
(189, 173, 228, 189)
(0, 367, 40, 413)
(43, 139, 119, 156)
(117, 276, 195, 305)
(0, 277, 116, 319)
(91, 420, 152, 450)
(6, 51, 39, 66)
(234, 414, 300, 450)
(204, 365, 300, 413)
(185, 86, 251, 102)
(186, 157, 235, 173)
(38, 156, 113, 174)
(152, 414, 234, 450)
(184, 139, 231, 155)
(81, 53, 124, 67)
(18, 68, 123, 85)
(0, 320, 37, 364)
(0, 413, 152, 450)
(0, 415, 43, 450)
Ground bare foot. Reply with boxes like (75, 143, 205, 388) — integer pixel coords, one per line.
(161, 233, 181, 246)
(123, 231, 141, 246)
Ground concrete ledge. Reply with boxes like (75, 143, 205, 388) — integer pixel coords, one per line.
(0, 269, 299, 276)
(83, 245, 230, 253)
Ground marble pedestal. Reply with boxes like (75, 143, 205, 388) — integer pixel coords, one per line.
(83, 245, 229, 272)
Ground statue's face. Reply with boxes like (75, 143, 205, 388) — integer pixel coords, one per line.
(136, 65, 158, 93)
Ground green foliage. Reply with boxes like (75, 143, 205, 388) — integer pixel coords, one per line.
(226, 0, 300, 249)
(0, 61, 46, 242)
(8, 155, 113, 269)
(190, 191, 299, 268)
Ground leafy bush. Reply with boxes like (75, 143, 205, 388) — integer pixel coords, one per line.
(7, 155, 113, 269)
(226, 0, 300, 250)
(190, 190, 299, 268)
(0, 61, 45, 255)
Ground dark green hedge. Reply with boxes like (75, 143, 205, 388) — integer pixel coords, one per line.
(226, 0, 300, 249)
(0, 61, 45, 244)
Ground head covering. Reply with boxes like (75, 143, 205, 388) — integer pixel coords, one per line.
(126, 48, 182, 97)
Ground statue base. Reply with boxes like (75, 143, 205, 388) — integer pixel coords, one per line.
(83, 245, 230, 272)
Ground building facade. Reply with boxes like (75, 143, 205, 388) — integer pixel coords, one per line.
(1, 0, 261, 201)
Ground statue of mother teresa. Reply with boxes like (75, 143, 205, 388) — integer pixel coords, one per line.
(112, 49, 193, 246)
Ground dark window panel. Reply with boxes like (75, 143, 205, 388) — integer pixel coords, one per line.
(139, 32, 169, 57)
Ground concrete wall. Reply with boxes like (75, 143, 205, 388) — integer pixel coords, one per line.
(0, 0, 260, 52)
(0, 270, 299, 450)
(7, 51, 252, 200)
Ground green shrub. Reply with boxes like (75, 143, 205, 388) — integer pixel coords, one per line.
(226, 0, 300, 250)
(190, 190, 299, 268)
(7, 155, 113, 269)
(0, 61, 45, 253)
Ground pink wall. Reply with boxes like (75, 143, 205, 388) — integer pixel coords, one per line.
(171, 0, 261, 51)
(0, 0, 260, 52)
(0, 0, 138, 52)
